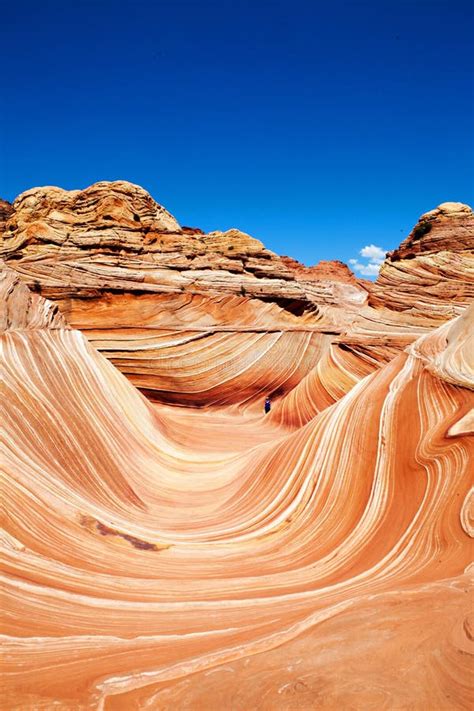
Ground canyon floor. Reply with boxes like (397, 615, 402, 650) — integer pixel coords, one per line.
(1, 183, 473, 710)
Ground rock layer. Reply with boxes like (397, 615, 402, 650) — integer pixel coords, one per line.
(3, 182, 472, 409)
(0, 181, 371, 406)
(370, 202, 474, 318)
(1, 183, 474, 709)
(1, 278, 473, 709)
(1, 181, 367, 310)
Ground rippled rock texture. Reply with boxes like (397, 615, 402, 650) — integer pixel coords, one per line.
(5, 182, 472, 409)
(1, 182, 474, 709)
(1, 181, 375, 408)
(1, 181, 367, 308)
(370, 202, 474, 319)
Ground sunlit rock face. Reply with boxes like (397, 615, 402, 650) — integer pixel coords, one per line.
(1, 180, 367, 309)
(1, 183, 474, 709)
(0, 198, 13, 228)
(3, 182, 472, 410)
(2, 277, 473, 710)
(1, 181, 374, 407)
(370, 202, 474, 319)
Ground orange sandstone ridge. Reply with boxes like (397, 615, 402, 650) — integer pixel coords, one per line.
(3, 181, 472, 408)
(370, 202, 474, 316)
(1, 181, 366, 307)
(1, 182, 473, 710)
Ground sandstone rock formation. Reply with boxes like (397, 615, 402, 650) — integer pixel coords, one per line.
(2, 276, 473, 710)
(0, 198, 13, 228)
(1, 182, 473, 709)
(281, 254, 363, 284)
(0, 265, 68, 331)
(370, 202, 474, 318)
(1, 181, 371, 407)
(1, 181, 367, 310)
(1, 182, 472, 412)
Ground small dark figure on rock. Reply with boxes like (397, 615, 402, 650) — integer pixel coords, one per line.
(264, 397, 271, 414)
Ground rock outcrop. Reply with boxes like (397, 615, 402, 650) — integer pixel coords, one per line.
(1, 184, 472, 411)
(370, 202, 474, 318)
(1, 181, 374, 406)
(0, 198, 13, 230)
(0, 265, 68, 331)
(281, 254, 360, 283)
(1, 182, 473, 708)
(0, 181, 367, 310)
(2, 272, 473, 710)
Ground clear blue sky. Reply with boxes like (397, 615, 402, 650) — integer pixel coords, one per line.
(2, 0, 473, 273)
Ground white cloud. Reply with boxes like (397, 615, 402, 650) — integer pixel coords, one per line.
(349, 260, 381, 276)
(349, 244, 387, 278)
(360, 244, 387, 264)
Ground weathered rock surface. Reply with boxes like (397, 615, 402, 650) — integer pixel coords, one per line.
(2, 182, 473, 408)
(0, 181, 369, 406)
(1, 183, 474, 709)
(0, 264, 67, 331)
(370, 202, 474, 318)
(0, 181, 367, 310)
(3, 182, 472, 411)
(282, 254, 360, 283)
(0, 198, 13, 230)
(2, 272, 473, 709)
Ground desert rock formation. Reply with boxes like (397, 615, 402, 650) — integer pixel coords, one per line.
(5, 182, 472, 409)
(1, 182, 375, 407)
(1, 181, 367, 308)
(370, 202, 474, 318)
(1, 182, 473, 710)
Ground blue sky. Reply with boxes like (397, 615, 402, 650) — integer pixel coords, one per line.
(1, 0, 473, 274)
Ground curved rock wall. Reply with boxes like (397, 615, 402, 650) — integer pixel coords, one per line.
(2, 281, 473, 709)
(370, 202, 474, 318)
(1, 183, 473, 709)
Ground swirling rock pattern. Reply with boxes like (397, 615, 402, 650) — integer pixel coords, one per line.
(4, 183, 472, 409)
(0, 198, 13, 229)
(0, 265, 68, 331)
(0, 181, 367, 310)
(1, 184, 474, 709)
(370, 202, 474, 319)
(1, 181, 376, 407)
